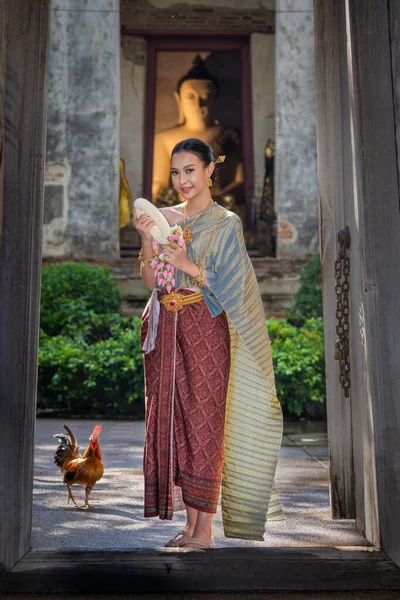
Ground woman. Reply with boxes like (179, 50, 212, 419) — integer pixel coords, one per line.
(133, 138, 284, 549)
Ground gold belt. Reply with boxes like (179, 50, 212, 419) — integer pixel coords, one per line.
(159, 290, 204, 312)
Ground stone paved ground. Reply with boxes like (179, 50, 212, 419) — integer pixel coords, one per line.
(32, 419, 369, 550)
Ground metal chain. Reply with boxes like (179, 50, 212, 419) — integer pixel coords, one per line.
(334, 226, 351, 397)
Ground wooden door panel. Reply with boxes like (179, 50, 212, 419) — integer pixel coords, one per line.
(0, 0, 50, 576)
(345, 0, 400, 566)
(314, 0, 400, 565)
(313, 0, 356, 520)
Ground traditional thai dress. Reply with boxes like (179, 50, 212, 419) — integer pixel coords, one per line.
(141, 202, 284, 541)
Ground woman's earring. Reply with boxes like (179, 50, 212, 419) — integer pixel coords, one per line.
(208, 177, 213, 188)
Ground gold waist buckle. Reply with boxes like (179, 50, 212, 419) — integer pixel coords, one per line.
(159, 290, 204, 312)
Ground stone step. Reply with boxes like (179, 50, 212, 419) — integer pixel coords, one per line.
(42, 256, 310, 319)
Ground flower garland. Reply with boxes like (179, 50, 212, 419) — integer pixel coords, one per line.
(151, 225, 184, 293)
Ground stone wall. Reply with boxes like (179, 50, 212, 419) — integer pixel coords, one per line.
(44, 0, 121, 258)
(44, 0, 319, 259)
(274, 0, 318, 257)
(121, 0, 275, 34)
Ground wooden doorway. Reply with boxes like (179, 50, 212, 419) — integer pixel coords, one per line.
(2, 0, 400, 592)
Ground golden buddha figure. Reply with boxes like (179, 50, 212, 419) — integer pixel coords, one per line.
(119, 159, 131, 229)
(152, 56, 244, 207)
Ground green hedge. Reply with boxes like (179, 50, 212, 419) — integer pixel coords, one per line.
(38, 262, 143, 417)
(268, 317, 325, 417)
(287, 253, 323, 327)
(38, 320, 144, 417)
(38, 258, 326, 418)
(40, 262, 123, 339)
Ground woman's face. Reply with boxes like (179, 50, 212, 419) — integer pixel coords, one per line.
(170, 151, 211, 200)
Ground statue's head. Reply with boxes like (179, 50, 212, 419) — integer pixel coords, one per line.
(175, 56, 220, 127)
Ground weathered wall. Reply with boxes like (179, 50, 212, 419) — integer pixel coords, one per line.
(274, 0, 318, 257)
(120, 36, 146, 201)
(148, 0, 274, 7)
(44, 0, 120, 258)
(121, 0, 275, 33)
(46, 0, 318, 258)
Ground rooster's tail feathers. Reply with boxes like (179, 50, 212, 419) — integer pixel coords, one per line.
(53, 425, 79, 468)
(62, 424, 78, 448)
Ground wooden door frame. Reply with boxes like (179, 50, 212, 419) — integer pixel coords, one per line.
(0, 0, 50, 579)
(141, 35, 256, 232)
(345, 0, 400, 564)
(314, 0, 356, 521)
(2, 0, 400, 593)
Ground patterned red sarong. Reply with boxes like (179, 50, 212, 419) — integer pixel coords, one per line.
(142, 291, 230, 519)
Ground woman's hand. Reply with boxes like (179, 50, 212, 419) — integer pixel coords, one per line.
(132, 208, 155, 243)
(161, 241, 192, 273)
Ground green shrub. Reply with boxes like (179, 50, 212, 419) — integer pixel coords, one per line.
(40, 262, 123, 338)
(267, 316, 326, 417)
(38, 314, 325, 419)
(287, 253, 323, 327)
(38, 263, 144, 417)
(37, 318, 144, 417)
(38, 260, 326, 419)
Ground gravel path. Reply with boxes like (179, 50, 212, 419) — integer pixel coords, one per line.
(32, 419, 369, 550)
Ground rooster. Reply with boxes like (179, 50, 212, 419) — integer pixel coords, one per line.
(53, 424, 104, 508)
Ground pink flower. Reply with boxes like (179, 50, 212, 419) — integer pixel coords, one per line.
(166, 285, 172, 293)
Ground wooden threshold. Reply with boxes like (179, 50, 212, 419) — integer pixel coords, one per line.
(2, 547, 400, 593)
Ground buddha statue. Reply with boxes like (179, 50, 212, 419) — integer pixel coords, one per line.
(152, 56, 244, 207)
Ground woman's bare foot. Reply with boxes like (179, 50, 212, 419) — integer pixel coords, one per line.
(164, 529, 192, 547)
(189, 511, 213, 548)
(183, 536, 213, 549)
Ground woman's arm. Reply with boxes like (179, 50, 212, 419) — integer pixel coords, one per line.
(139, 239, 157, 291)
(132, 208, 157, 291)
(160, 242, 201, 280)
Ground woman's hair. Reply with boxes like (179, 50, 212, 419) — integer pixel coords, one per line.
(171, 138, 217, 182)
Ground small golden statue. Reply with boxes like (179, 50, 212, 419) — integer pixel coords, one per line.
(119, 159, 131, 229)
